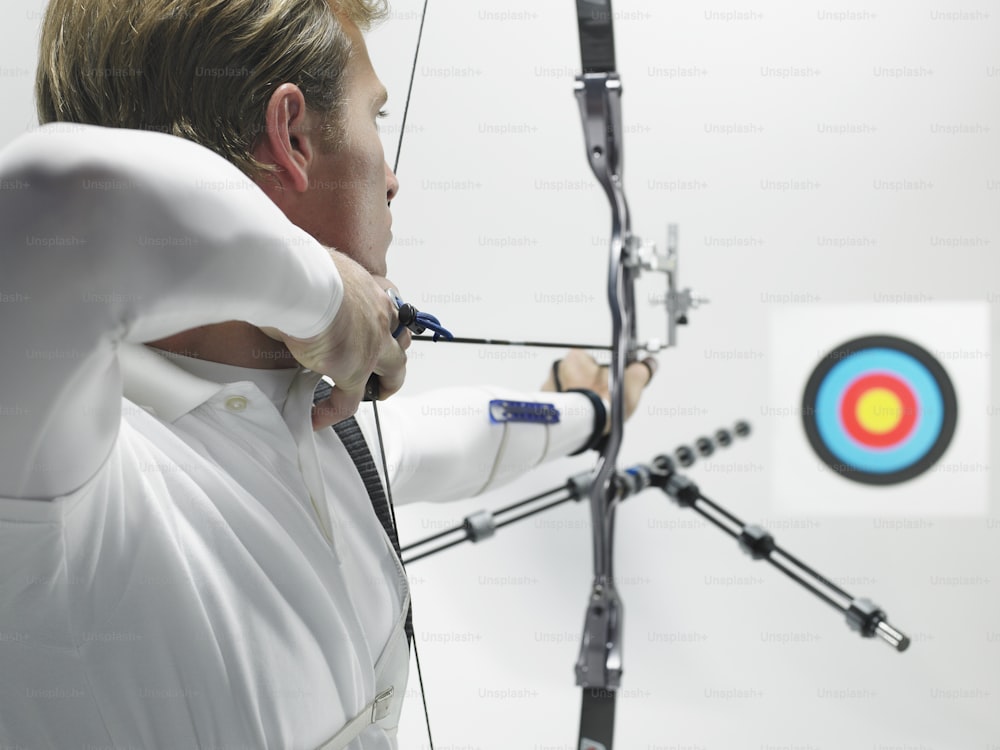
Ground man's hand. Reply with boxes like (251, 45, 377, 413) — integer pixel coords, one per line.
(263, 251, 407, 429)
(542, 349, 656, 433)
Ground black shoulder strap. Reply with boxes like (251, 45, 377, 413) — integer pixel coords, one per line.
(314, 383, 414, 649)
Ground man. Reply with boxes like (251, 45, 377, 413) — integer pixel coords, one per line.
(0, 0, 653, 747)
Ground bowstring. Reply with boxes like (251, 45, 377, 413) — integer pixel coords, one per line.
(372, 0, 434, 746)
(392, 0, 430, 177)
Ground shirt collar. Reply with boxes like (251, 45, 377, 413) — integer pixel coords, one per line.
(119, 343, 301, 422)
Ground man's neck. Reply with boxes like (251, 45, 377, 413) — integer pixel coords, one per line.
(146, 321, 299, 369)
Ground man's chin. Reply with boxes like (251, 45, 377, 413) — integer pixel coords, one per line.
(364, 261, 388, 278)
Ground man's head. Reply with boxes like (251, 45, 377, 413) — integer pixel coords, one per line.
(35, 0, 398, 274)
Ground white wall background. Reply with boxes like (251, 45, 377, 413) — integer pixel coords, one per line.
(3, 1, 999, 748)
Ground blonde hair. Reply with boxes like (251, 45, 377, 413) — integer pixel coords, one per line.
(36, 0, 387, 176)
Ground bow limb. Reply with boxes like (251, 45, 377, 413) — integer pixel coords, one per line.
(573, 3, 637, 749)
(373, 1, 640, 748)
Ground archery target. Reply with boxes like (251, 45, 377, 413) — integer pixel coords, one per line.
(802, 336, 958, 485)
(767, 303, 989, 517)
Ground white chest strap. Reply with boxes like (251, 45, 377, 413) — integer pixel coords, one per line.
(315, 583, 410, 750)
(314, 686, 396, 750)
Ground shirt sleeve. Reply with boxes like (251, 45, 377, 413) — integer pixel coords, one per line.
(0, 124, 343, 499)
(353, 387, 599, 505)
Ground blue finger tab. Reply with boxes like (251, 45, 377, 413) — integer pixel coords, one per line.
(387, 290, 454, 341)
(489, 400, 561, 424)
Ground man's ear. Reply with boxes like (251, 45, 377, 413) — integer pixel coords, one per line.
(252, 83, 316, 194)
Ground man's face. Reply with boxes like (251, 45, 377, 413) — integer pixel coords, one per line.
(293, 16, 399, 277)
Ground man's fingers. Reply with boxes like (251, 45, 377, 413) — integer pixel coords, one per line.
(621, 356, 657, 420)
(373, 358, 406, 400)
(630, 356, 657, 387)
(395, 328, 412, 351)
(370, 327, 408, 400)
(555, 350, 604, 391)
(624, 357, 656, 394)
(542, 351, 655, 416)
(311, 387, 364, 430)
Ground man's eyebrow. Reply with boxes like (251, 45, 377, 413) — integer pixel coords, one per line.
(373, 87, 388, 108)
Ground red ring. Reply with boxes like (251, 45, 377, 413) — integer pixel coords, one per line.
(840, 372, 918, 448)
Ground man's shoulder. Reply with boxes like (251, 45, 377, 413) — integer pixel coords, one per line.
(0, 123, 283, 229)
(0, 123, 250, 190)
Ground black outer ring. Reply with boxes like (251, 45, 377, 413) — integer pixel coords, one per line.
(801, 335, 959, 486)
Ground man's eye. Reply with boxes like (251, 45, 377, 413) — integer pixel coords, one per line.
(377, 109, 390, 120)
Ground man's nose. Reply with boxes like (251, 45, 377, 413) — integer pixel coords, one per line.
(385, 162, 399, 205)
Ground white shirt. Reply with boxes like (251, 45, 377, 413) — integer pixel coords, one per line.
(0, 125, 598, 749)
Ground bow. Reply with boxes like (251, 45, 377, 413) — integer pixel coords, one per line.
(366, 2, 700, 747)
(365, 3, 914, 746)
(571, 4, 633, 748)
